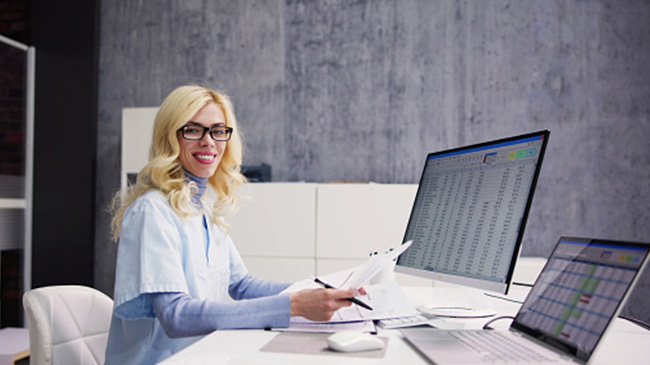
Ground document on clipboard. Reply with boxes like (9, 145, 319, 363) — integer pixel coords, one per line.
(344, 240, 412, 289)
(286, 279, 417, 324)
(280, 240, 417, 326)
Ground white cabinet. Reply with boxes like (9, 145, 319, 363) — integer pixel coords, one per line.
(121, 108, 157, 187)
(242, 257, 315, 284)
(226, 183, 318, 283)
(316, 184, 417, 260)
(225, 183, 419, 284)
(121, 108, 156, 175)
(227, 183, 317, 258)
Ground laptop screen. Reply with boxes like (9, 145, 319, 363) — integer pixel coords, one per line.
(512, 237, 650, 361)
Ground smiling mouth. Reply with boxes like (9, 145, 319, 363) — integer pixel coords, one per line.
(194, 154, 215, 161)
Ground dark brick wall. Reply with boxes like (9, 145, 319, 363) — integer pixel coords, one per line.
(0, 0, 30, 44)
(0, 44, 26, 178)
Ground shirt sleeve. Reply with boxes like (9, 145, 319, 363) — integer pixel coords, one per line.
(228, 274, 290, 300)
(150, 291, 291, 337)
(113, 193, 190, 319)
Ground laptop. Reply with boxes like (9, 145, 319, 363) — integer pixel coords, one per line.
(400, 237, 650, 364)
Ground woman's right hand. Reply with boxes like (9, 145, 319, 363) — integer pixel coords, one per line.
(289, 288, 358, 322)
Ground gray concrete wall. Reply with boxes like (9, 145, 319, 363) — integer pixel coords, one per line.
(96, 1, 650, 323)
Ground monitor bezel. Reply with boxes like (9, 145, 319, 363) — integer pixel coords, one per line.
(395, 130, 550, 295)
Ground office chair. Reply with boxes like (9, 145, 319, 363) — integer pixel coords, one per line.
(23, 285, 113, 365)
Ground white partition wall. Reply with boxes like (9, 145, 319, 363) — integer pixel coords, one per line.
(314, 184, 432, 286)
(316, 184, 417, 259)
(226, 183, 318, 283)
(315, 184, 415, 277)
(121, 108, 157, 187)
(223, 182, 429, 285)
(227, 183, 317, 258)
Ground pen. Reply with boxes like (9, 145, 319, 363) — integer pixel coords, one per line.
(312, 277, 373, 311)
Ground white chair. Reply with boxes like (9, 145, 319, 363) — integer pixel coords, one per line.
(23, 285, 113, 365)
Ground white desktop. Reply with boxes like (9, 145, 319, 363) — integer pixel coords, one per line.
(161, 237, 650, 363)
(160, 283, 650, 364)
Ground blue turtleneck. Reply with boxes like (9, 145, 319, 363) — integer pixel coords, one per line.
(184, 168, 210, 258)
(183, 168, 208, 206)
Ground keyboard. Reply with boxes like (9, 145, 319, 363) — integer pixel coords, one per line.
(376, 314, 432, 329)
(451, 330, 556, 363)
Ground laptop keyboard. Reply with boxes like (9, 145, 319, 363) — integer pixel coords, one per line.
(452, 330, 558, 363)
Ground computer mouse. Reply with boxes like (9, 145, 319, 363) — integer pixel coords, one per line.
(326, 330, 385, 353)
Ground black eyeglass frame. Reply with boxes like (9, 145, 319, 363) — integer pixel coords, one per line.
(178, 125, 234, 141)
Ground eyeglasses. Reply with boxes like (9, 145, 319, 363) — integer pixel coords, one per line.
(178, 124, 233, 141)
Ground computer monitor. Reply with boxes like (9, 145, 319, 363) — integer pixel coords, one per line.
(396, 130, 549, 316)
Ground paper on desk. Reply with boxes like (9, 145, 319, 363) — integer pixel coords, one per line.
(282, 240, 412, 293)
(284, 279, 417, 324)
(281, 241, 416, 326)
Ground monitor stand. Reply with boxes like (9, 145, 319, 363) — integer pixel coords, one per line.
(415, 286, 497, 318)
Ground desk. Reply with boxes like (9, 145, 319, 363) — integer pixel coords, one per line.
(161, 286, 650, 364)
(0, 327, 29, 365)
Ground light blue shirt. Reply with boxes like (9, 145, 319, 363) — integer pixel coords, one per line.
(105, 190, 290, 364)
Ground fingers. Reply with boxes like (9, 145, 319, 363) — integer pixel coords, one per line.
(289, 288, 358, 322)
(319, 289, 355, 313)
(326, 288, 358, 300)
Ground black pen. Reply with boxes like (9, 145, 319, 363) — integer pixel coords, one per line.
(312, 277, 373, 311)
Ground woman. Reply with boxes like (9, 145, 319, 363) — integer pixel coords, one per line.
(105, 85, 358, 364)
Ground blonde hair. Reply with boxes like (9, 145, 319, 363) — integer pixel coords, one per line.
(110, 85, 246, 241)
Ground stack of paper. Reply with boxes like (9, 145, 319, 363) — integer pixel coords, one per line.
(276, 241, 417, 332)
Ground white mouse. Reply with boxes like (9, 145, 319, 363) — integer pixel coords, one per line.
(327, 330, 385, 352)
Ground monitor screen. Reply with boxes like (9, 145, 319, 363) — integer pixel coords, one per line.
(396, 130, 549, 294)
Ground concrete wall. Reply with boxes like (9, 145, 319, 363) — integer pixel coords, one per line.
(95, 1, 650, 323)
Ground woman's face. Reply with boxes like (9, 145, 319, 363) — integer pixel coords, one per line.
(177, 103, 227, 178)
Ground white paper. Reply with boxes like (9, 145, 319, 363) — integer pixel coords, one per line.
(287, 280, 417, 324)
(281, 241, 416, 326)
(344, 240, 412, 289)
(282, 269, 355, 293)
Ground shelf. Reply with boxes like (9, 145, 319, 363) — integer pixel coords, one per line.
(0, 199, 25, 209)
